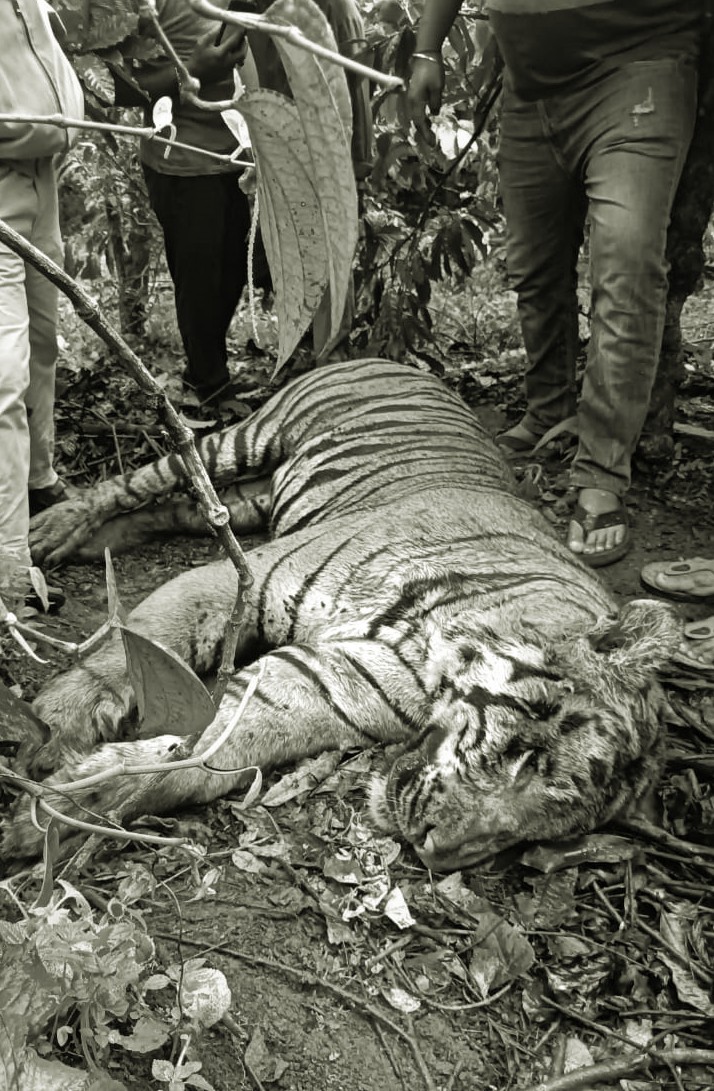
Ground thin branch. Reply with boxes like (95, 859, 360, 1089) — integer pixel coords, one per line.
(0, 215, 253, 680)
(1, 600, 114, 657)
(520, 1049, 714, 1091)
(30, 794, 185, 848)
(0, 112, 251, 166)
(187, 0, 403, 90)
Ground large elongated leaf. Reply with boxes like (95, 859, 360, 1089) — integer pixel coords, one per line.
(264, 0, 358, 351)
(234, 90, 329, 362)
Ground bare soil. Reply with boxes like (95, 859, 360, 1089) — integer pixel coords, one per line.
(2, 294, 713, 1091)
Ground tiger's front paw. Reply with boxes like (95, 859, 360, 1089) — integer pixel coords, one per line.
(29, 496, 106, 566)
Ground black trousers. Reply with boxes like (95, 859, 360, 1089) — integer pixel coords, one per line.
(143, 166, 252, 392)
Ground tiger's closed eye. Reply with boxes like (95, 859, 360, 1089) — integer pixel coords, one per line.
(502, 739, 542, 770)
(529, 699, 561, 720)
(510, 748, 542, 780)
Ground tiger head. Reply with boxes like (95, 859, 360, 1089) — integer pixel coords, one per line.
(369, 599, 680, 871)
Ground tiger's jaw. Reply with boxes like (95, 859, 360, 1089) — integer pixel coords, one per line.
(369, 765, 533, 870)
(369, 689, 666, 872)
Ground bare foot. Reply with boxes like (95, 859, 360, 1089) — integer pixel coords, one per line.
(568, 488, 628, 558)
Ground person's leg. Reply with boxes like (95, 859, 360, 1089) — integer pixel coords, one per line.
(219, 172, 252, 338)
(565, 59, 697, 559)
(25, 158, 62, 493)
(143, 166, 251, 394)
(498, 89, 586, 441)
(0, 167, 36, 575)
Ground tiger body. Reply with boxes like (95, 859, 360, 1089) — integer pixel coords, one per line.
(2, 360, 679, 867)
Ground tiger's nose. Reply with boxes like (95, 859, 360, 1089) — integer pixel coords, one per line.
(416, 828, 518, 871)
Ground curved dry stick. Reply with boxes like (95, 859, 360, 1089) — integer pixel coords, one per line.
(0, 216, 251, 696)
(0, 111, 252, 165)
(187, 0, 403, 90)
(522, 1049, 714, 1091)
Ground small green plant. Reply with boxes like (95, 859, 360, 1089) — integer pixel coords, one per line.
(355, 0, 504, 356)
(0, 863, 231, 1091)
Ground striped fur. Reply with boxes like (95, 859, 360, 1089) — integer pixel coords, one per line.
(3, 360, 680, 866)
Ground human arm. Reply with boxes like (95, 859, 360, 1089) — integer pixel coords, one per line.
(112, 26, 248, 108)
(407, 0, 464, 138)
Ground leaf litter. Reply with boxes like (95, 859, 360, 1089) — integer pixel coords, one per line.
(2, 284, 714, 1090)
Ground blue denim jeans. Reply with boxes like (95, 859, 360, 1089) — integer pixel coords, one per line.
(498, 57, 697, 495)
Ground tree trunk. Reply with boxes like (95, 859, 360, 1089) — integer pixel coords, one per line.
(640, 14, 714, 458)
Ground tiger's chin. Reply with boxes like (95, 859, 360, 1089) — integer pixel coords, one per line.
(368, 772, 520, 870)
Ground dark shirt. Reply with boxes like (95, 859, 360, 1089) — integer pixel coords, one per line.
(486, 0, 703, 100)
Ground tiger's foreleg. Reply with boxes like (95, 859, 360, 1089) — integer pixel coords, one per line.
(3, 642, 411, 859)
(70, 479, 271, 562)
(29, 424, 268, 568)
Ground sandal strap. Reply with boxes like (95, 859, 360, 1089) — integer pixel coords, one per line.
(571, 502, 628, 534)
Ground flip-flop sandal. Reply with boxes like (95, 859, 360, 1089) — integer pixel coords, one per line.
(494, 426, 542, 457)
(569, 502, 630, 568)
(640, 558, 714, 603)
(668, 618, 714, 674)
(683, 617, 714, 642)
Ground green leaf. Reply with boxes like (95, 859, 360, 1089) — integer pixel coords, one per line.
(236, 90, 329, 363)
(119, 627, 216, 737)
(261, 0, 358, 356)
(54, 0, 143, 52)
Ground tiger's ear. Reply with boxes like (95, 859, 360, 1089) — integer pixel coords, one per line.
(586, 599, 682, 689)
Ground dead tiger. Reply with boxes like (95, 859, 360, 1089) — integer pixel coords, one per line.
(1, 359, 680, 868)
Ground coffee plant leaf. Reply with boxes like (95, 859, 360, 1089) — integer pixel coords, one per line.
(236, 90, 329, 364)
(263, 0, 358, 351)
(54, 0, 143, 53)
(72, 54, 116, 106)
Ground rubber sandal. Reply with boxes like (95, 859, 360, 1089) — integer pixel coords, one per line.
(640, 558, 714, 603)
(683, 617, 714, 642)
(569, 502, 630, 568)
(494, 424, 543, 457)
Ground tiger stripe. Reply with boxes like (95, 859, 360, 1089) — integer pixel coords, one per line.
(10, 359, 680, 870)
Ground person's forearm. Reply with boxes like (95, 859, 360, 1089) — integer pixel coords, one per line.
(133, 64, 180, 101)
(415, 0, 464, 53)
(111, 63, 177, 108)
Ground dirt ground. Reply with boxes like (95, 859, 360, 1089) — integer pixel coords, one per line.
(4, 405, 712, 1091)
(2, 283, 714, 1090)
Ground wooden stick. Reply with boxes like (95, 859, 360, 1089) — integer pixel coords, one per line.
(187, 0, 403, 90)
(0, 215, 252, 684)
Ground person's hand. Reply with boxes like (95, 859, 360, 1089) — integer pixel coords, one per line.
(188, 26, 248, 86)
(407, 55, 445, 142)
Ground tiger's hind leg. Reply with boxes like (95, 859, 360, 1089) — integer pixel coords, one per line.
(3, 641, 411, 860)
(29, 523, 334, 773)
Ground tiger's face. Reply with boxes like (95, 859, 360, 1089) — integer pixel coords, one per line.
(370, 600, 679, 870)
